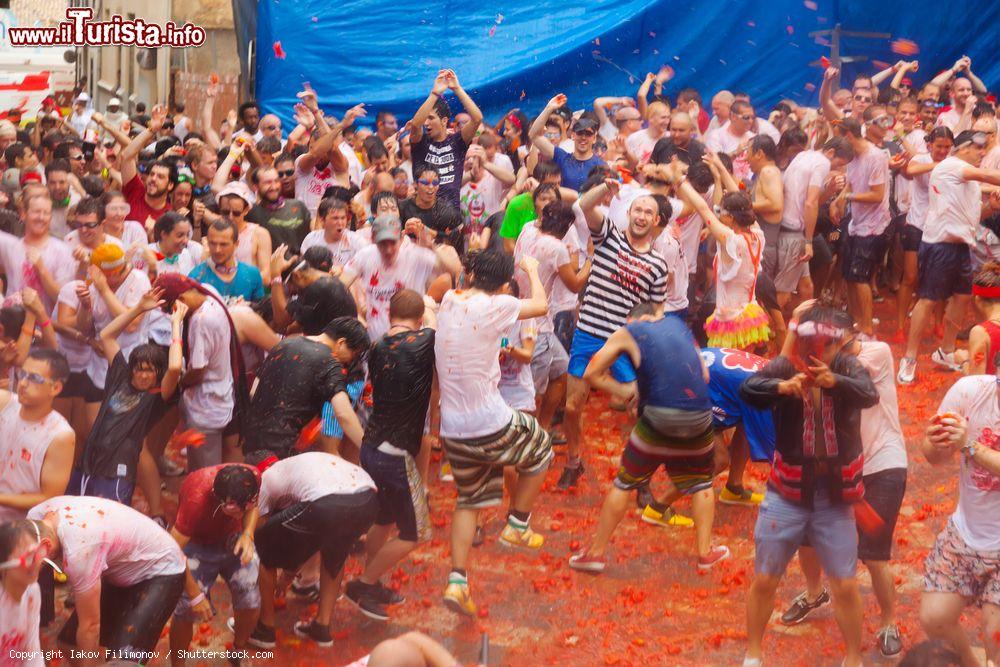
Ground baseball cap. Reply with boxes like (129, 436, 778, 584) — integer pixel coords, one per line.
(954, 130, 987, 149)
(371, 214, 402, 243)
(108, 97, 122, 107)
(75, 93, 90, 104)
(218, 180, 256, 207)
(572, 117, 599, 134)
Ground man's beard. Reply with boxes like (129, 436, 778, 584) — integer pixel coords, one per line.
(147, 184, 168, 199)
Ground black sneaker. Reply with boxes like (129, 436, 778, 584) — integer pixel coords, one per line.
(294, 619, 333, 647)
(373, 580, 405, 605)
(343, 583, 390, 622)
(557, 463, 585, 489)
(290, 581, 320, 602)
(780, 589, 831, 625)
(877, 624, 903, 657)
(635, 484, 654, 510)
(248, 621, 276, 649)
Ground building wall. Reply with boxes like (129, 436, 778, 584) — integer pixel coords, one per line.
(71, 0, 238, 127)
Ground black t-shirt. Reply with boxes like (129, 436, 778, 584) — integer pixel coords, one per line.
(650, 137, 706, 166)
(362, 328, 435, 456)
(410, 132, 469, 208)
(246, 198, 311, 253)
(79, 353, 166, 481)
(244, 337, 348, 457)
(399, 197, 464, 251)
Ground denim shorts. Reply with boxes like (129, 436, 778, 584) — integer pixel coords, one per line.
(754, 485, 858, 580)
(173, 541, 260, 620)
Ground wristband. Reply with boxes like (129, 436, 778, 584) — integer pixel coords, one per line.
(190, 592, 206, 607)
(962, 442, 977, 459)
(430, 92, 440, 99)
(39, 319, 51, 328)
(270, 277, 283, 286)
(171, 338, 182, 345)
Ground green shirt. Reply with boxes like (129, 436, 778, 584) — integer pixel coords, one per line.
(498, 192, 537, 240)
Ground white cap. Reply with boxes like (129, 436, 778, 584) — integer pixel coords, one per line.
(108, 97, 121, 107)
(217, 180, 256, 208)
(75, 92, 90, 103)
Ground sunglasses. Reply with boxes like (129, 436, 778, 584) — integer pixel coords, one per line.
(0, 522, 59, 574)
(74, 221, 102, 230)
(854, 95, 872, 103)
(176, 175, 195, 185)
(278, 169, 295, 178)
(162, 123, 175, 130)
(959, 133, 988, 148)
(575, 130, 596, 138)
(417, 178, 439, 187)
(21, 371, 51, 386)
(738, 114, 755, 122)
(69, 154, 85, 161)
(713, 205, 731, 217)
(868, 115, 894, 129)
(218, 207, 244, 216)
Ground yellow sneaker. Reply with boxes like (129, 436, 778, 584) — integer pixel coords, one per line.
(719, 486, 764, 506)
(641, 505, 694, 528)
(499, 523, 544, 550)
(443, 580, 477, 616)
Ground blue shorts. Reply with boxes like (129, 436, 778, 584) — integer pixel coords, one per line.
(753, 484, 858, 580)
(321, 380, 365, 438)
(711, 407, 775, 463)
(917, 241, 972, 301)
(567, 328, 637, 383)
(66, 469, 135, 505)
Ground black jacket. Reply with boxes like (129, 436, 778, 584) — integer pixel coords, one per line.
(739, 353, 879, 508)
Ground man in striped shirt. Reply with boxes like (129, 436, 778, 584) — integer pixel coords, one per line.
(559, 178, 671, 488)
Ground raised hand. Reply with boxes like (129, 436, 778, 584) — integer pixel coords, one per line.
(824, 66, 839, 82)
(444, 69, 461, 90)
(432, 70, 449, 95)
(547, 94, 567, 110)
(137, 287, 165, 313)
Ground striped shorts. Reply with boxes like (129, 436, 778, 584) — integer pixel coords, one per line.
(441, 410, 553, 509)
(614, 408, 715, 494)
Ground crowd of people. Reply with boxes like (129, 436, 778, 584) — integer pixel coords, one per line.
(0, 53, 999, 667)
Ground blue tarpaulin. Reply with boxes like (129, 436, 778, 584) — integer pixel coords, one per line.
(252, 0, 1000, 128)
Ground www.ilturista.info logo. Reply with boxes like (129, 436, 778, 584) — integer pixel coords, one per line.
(8, 8, 206, 48)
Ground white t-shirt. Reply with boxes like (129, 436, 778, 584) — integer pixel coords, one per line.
(498, 319, 537, 411)
(0, 397, 73, 522)
(923, 156, 981, 247)
(653, 228, 689, 311)
(549, 225, 585, 315)
(905, 153, 934, 232)
(935, 107, 962, 132)
(27, 496, 186, 593)
(714, 225, 765, 321)
(147, 243, 201, 345)
(513, 223, 571, 333)
(856, 342, 907, 475)
(781, 150, 831, 233)
(295, 155, 341, 218)
(181, 296, 234, 430)
(257, 451, 376, 515)
(59, 270, 150, 390)
(903, 128, 928, 156)
(704, 123, 754, 156)
(460, 172, 507, 238)
(625, 128, 663, 166)
(300, 229, 368, 268)
(344, 243, 436, 340)
(49, 191, 82, 240)
(935, 376, 1000, 551)
(676, 188, 713, 276)
(436, 291, 521, 439)
(0, 583, 43, 667)
(846, 143, 890, 237)
(56, 281, 94, 373)
(0, 232, 75, 313)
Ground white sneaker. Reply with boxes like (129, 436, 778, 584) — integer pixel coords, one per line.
(931, 348, 962, 372)
(897, 357, 916, 384)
